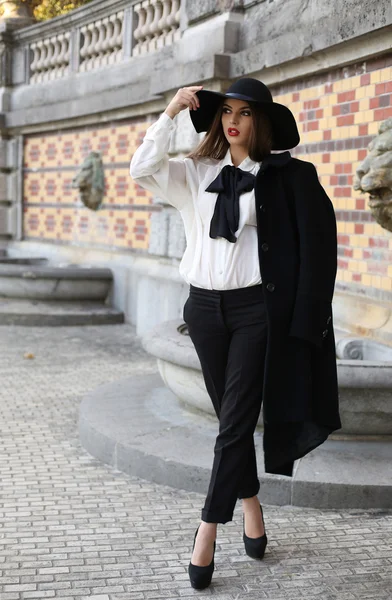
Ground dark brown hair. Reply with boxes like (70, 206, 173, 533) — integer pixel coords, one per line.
(185, 98, 273, 162)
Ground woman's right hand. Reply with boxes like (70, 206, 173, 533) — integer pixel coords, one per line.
(165, 85, 203, 119)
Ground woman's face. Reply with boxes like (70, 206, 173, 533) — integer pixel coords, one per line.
(221, 99, 253, 149)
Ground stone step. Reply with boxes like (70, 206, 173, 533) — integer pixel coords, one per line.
(79, 372, 392, 510)
(0, 298, 124, 326)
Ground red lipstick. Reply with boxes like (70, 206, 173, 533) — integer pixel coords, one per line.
(228, 128, 240, 136)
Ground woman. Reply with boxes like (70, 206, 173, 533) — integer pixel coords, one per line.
(130, 78, 341, 590)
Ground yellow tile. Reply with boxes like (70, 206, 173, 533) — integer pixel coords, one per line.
(362, 274, 372, 286)
(388, 265, 392, 277)
(359, 98, 369, 111)
(364, 84, 376, 97)
(337, 222, 346, 233)
(350, 75, 361, 90)
(381, 66, 392, 80)
(336, 270, 344, 281)
(318, 163, 331, 175)
(356, 87, 366, 99)
(344, 223, 354, 235)
(343, 270, 352, 282)
(368, 121, 379, 135)
(357, 261, 367, 273)
(370, 71, 381, 84)
(348, 260, 357, 271)
(346, 198, 356, 210)
(372, 275, 382, 287)
(358, 236, 369, 247)
(306, 130, 323, 142)
(354, 111, 366, 125)
(363, 223, 372, 235)
(349, 125, 359, 137)
(381, 277, 392, 291)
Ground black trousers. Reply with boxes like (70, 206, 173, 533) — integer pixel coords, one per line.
(183, 282, 268, 524)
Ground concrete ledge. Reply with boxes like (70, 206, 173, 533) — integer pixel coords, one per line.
(78, 373, 392, 510)
(0, 263, 113, 300)
(0, 298, 124, 326)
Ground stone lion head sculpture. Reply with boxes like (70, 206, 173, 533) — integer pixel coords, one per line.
(353, 117, 392, 232)
(72, 151, 105, 211)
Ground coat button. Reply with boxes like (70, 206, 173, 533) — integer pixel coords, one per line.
(322, 329, 328, 338)
(261, 243, 269, 251)
(266, 282, 275, 292)
(326, 316, 332, 324)
(259, 204, 266, 212)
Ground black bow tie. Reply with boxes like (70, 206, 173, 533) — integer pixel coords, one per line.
(205, 164, 256, 243)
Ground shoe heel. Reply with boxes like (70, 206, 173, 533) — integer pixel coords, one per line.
(243, 503, 268, 560)
(188, 525, 216, 589)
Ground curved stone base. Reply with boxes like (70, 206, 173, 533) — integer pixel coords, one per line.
(78, 373, 392, 510)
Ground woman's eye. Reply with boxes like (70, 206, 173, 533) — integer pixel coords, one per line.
(222, 108, 250, 116)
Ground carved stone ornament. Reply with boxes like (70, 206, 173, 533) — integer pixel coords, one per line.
(353, 117, 392, 232)
(72, 151, 105, 211)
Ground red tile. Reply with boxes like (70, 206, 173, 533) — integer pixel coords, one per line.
(356, 198, 365, 210)
(338, 90, 356, 103)
(358, 149, 367, 160)
(337, 115, 354, 126)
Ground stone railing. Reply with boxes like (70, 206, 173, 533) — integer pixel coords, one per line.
(10, 0, 183, 85)
(133, 0, 181, 56)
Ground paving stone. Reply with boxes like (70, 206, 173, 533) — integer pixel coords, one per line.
(0, 324, 391, 600)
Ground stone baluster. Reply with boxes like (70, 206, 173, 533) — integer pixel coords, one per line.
(108, 12, 123, 64)
(29, 32, 70, 83)
(132, 0, 181, 56)
(133, 3, 146, 57)
(148, 0, 162, 53)
(79, 11, 124, 71)
(140, 0, 154, 55)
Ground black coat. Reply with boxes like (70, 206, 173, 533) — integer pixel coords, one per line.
(254, 151, 342, 476)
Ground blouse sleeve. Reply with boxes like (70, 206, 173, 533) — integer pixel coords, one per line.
(129, 111, 193, 211)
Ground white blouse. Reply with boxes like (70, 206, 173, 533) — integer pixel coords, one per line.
(129, 110, 263, 290)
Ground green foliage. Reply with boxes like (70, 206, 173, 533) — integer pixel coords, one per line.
(21, 0, 94, 21)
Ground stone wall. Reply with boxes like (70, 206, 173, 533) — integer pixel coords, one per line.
(1, 0, 392, 328)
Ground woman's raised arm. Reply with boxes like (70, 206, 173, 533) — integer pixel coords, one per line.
(129, 86, 203, 211)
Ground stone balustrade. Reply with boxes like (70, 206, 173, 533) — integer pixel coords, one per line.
(17, 0, 183, 84)
(30, 32, 71, 83)
(133, 0, 181, 56)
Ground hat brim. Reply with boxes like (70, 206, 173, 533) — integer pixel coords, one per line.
(189, 89, 300, 151)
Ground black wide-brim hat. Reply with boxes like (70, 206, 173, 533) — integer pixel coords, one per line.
(189, 77, 300, 151)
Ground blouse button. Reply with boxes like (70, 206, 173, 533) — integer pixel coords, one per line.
(266, 282, 275, 292)
(259, 204, 266, 212)
(261, 243, 269, 251)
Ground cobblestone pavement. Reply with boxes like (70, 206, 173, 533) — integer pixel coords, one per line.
(0, 323, 391, 600)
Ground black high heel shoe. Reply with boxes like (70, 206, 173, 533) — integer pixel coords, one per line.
(188, 525, 216, 589)
(243, 503, 268, 559)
